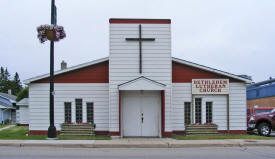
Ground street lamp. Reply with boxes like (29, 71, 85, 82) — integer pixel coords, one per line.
(48, 0, 56, 139)
(36, 0, 66, 139)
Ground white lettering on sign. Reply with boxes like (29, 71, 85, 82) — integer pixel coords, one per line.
(192, 79, 229, 94)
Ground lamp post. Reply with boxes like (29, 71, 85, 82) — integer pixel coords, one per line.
(36, 0, 66, 139)
(48, 0, 57, 138)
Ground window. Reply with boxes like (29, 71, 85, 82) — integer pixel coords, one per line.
(195, 98, 202, 124)
(254, 109, 273, 114)
(206, 102, 213, 123)
(184, 102, 191, 125)
(87, 102, 94, 124)
(64, 102, 71, 123)
(75, 99, 83, 123)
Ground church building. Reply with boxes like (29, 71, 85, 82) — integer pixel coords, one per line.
(24, 19, 251, 137)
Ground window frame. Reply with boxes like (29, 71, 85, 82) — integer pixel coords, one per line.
(195, 98, 202, 124)
(206, 101, 213, 123)
(75, 99, 83, 123)
(64, 102, 72, 123)
(86, 102, 94, 124)
(184, 102, 191, 125)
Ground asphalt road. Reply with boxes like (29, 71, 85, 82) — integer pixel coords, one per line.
(0, 146, 274, 159)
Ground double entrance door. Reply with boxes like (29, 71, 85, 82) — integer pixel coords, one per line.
(122, 91, 161, 137)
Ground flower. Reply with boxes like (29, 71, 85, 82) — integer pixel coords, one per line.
(37, 24, 66, 43)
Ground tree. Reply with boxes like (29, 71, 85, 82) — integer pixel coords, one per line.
(4, 68, 10, 81)
(0, 67, 10, 93)
(0, 67, 23, 95)
(0, 67, 4, 90)
(16, 87, 29, 102)
(12, 72, 23, 95)
(0, 67, 4, 80)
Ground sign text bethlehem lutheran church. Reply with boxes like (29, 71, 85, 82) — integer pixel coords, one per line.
(24, 18, 251, 137)
(192, 79, 229, 94)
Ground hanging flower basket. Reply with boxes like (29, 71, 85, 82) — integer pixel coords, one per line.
(46, 30, 57, 41)
(37, 24, 66, 43)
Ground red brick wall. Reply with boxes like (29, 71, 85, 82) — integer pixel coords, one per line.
(247, 96, 275, 108)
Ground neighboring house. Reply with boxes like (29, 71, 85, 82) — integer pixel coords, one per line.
(0, 92, 17, 124)
(247, 78, 275, 108)
(24, 18, 251, 137)
(16, 98, 29, 126)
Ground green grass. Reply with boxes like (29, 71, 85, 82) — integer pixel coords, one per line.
(0, 124, 8, 129)
(0, 126, 110, 140)
(0, 126, 46, 140)
(172, 134, 274, 140)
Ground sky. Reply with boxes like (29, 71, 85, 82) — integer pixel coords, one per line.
(0, 0, 275, 83)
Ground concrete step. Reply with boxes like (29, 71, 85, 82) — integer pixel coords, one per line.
(61, 124, 95, 136)
(60, 133, 95, 136)
(62, 126, 94, 129)
(185, 130, 217, 132)
(61, 128, 93, 130)
(61, 130, 93, 133)
(185, 131, 218, 134)
(186, 126, 217, 129)
(185, 125, 218, 135)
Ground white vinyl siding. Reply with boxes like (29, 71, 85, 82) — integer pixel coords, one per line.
(229, 83, 247, 130)
(172, 82, 247, 131)
(18, 106, 29, 125)
(28, 83, 109, 131)
(109, 23, 172, 133)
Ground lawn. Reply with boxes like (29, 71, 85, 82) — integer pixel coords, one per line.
(0, 126, 110, 140)
(172, 134, 274, 140)
(0, 124, 8, 129)
(0, 126, 46, 140)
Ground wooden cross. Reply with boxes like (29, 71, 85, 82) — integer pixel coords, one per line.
(126, 24, 155, 73)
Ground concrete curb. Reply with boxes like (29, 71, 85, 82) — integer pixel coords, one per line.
(0, 139, 274, 148)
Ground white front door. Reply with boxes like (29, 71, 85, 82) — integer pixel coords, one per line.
(122, 91, 161, 137)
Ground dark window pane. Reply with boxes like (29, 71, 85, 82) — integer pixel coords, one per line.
(64, 102, 71, 123)
(75, 99, 83, 123)
(87, 102, 94, 124)
(206, 102, 213, 123)
(254, 109, 272, 114)
(195, 98, 202, 124)
(184, 102, 191, 125)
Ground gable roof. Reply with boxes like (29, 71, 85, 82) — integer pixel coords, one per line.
(0, 92, 16, 103)
(172, 57, 252, 83)
(17, 98, 29, 106)
(119, 76, 166, 90)
(24, 56, 251, 84)
(24, 57, 109, 84)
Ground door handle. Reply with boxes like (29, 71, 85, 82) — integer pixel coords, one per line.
(141, 113, 144, 123)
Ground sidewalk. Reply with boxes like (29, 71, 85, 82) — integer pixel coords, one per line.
(0, 125, 15, 131)
(0, 138, 275, 148)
